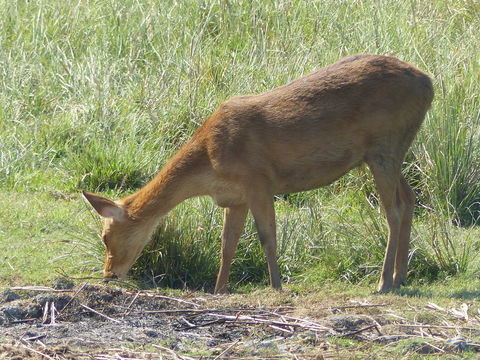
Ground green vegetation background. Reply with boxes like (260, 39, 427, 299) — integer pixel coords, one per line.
(0, 0, 479, 290)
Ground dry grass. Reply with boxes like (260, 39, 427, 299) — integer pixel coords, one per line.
(1, 282, 480, 359)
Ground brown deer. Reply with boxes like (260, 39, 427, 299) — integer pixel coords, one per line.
(83, 54, 433, 293)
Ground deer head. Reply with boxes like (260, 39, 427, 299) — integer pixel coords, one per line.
(82, 190, 153, 280)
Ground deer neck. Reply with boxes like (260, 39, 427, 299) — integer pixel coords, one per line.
(121, 143, 210, 222)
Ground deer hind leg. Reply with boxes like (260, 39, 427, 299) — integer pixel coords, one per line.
(393, 175, 416, 287)
(368, 159, 405, 292)
(214, 204, 248, 294)
(248, 190, 282, 290)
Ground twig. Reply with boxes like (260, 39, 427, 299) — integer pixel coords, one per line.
(80, 303, 121, 323)
(182, 318, 226, 330)
(122, 291, 141, 317)
(11, 318, 36, 324)
(135, 292, 200, 307)
(10, 286, 73, 293)
(152, 344, 195, 360)
(181, 317, 196, 327)
(50, 301, 56, 325)
(114, 307, 267, 315)
(42, 301, 50, 324)
(337, 324, 379, 338)
(213, 340, 241, 360)
(206, 313, 331, 332)
(58, 282, 88, 314)
(238, 313, 330, 331)
(140, 308, 215, 314)
(423, 341, 446, 353)
(328, 304, 387, 310)
(263, 311, 331, 332)
(364, 315, 383, 336)
(269, 324, 294, 333)
(101, 348, 168, 359)
(40, 301, 57, 325)
(385, 313, 408, 321)
(21, 344, 54, 360)
(22, 334, 47, 342)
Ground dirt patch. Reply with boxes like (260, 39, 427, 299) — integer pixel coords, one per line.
(1, 283, 479, 359)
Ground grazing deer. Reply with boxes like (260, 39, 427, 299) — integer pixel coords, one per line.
(83, 54, 433, 293)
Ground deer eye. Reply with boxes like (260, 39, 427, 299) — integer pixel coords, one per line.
(102, 234, 107, 244)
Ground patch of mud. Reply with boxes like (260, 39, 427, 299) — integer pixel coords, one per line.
(2, 284, 317, 358)
(1, 284, 224, 350)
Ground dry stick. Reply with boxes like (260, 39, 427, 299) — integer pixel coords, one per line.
(181, 317, 196, 327)
(364, 315, 383, 336)
(122, 291, 141, 317)
(117, 307, 270, 315)
(113, 302, 294, 316)
(42, 301, 49, 324)
(96, 355, 145, 360)
(385, 312, 409, 321)
(327, 304, 388, 310)
(11, 318, 36, 324)
(277, 313, 295, 333)
(50, 302, 56, 325)
(182, 318, 226, 330)
(48, 302, 53, 325)
(22, 334, 47, 342)
(140, 308, 217, 314)
(213, 340, 241, 360)
(134, 292, 200, 307)
(103, 348, 163, 359)
(206, 313, 329, 332)
(243, 313, 331, 331)
(36, 338, 48, 349)
(80, 303, 121, 323)
(263, 311, 333, 332)
(58, 282, 88, 315)
(252, 306, 294, 315)
(21, 344, 54, 360)
(11, 286, 73, 293)
(423, 341, 446, 353)
(152, 344, 195, 360)
(337, 324, 379, 338)
(269, 324, 293, 333)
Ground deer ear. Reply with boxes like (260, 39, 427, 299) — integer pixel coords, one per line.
(82, 190, 125, 220)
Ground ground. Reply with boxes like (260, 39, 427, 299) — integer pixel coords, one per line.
(1, 281, 479, 359)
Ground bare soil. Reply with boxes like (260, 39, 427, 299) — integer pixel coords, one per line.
(1, 282, 479, 359)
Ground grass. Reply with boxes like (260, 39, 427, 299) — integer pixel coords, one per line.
(0, 191, 99, 285)
(0, 0, 479, 296)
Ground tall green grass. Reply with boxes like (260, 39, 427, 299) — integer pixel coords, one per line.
(0, 0, 479, 289)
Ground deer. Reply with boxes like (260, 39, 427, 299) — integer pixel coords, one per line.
(83, 54, 433, 294)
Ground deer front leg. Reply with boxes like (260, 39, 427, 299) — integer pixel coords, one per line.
(248, 191, 282, 290)
(214, 204, 248, 294)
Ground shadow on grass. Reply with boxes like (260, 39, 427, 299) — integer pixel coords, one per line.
(387, 287, 433, 298)
(386, 283, 480, 300)
(130, 220, 269, 293)
(449, 290, 480, 300)
(131, 224, 218, 292)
